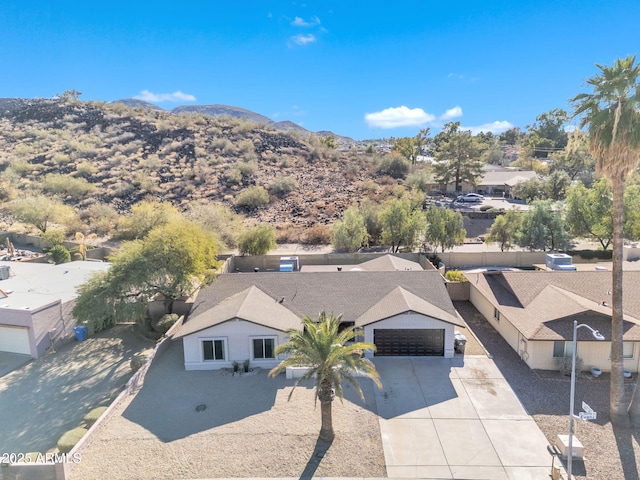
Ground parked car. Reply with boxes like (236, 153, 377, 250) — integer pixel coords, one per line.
(454, 193, 484, 203)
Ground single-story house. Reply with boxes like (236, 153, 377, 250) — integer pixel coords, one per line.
(0, 260, 111, 358)
(299, 254, 428, 272)
(174, 270, 463, 370)
(467, 270, 640, 372)
(476, 170, 537, 197)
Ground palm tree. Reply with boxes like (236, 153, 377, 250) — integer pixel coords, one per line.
(269, 312, 382, 441)
(571, 55, 640, 425)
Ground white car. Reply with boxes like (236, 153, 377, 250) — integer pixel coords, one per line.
(454, 193, 484, 203)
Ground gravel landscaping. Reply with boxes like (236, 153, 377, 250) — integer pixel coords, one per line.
(70, 341, 385, 479)
(455, 301, 640, 480)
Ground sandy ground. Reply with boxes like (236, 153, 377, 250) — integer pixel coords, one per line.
(70, 341, 386, 479)
(0, 325, 153, 455)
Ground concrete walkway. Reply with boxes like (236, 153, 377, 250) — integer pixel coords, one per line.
(372, 356, 552, 480)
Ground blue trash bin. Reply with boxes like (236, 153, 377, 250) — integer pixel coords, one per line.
(73, 325, 88, 342)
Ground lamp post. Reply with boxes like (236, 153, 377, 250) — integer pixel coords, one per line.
(567, 319, 605, 479)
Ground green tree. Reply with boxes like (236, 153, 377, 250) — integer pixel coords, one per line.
(526, 109, 569, 158)
(48, 244, 71, 264)
(571, 55, 640, 425)
(623, 183, 640, 241)
(424, 207, 466, 252)
(116, 200, 181, 240)
(433, 122, 484, 193)
(518, 200, 570, 251)
(565, 179, 613, 249)
(268, 312, 381, 442)
(485, 210, 523, 252)
(359, 199, 383, 246)
(10, 195, 74, 233)
(549, 129, 596, 182)
(392, 128, 430, 165)
(238, 224, 276, 255)
(73, 220, 219, 331)
(379, 197, 424, 252)
(331, 207, 368, 252)
(186, 201, 245, 249)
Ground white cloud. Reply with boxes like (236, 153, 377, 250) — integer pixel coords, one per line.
(289, 34, 316, 46)
(441, 106, 463, 120)
(292, 16, 320, 26)
(365, 106, 436, 129)
(134, 90, 196, 103)
(462, 121, 514, 135)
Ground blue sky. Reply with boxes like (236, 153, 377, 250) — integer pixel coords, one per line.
(1, 1, 638, 140)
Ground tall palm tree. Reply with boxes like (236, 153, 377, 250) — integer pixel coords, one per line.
(571, 55, 640, 425)
(269, 312, 382, 441)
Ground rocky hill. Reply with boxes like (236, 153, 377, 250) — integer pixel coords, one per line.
(0, 97, 389, 241)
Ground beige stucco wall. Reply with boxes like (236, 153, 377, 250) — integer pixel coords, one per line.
(527, 341, 639, 373)
(182, 318, 292, 370)
(362, 312, 456, 358)
(469, 285, 521, 353)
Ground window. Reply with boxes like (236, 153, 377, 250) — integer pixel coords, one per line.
(624, 342, 634, 359)
(553, 341, 574, 358)
(493, 308, 500, 322)
(202, 339, 225, 361)
(252, 338, 275, 360)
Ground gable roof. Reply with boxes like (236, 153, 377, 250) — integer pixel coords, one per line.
(174, 285, 302, 338)
(358, 255, 423, 271)
(185, 271, 456, 332)
(469, 271, 640, 341)
(356, 286, 462, 327)
(477, 170, 537, 187)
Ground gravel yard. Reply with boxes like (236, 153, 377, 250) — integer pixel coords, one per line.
(70, 341, 385, 479)
(455, 301, 640, 480)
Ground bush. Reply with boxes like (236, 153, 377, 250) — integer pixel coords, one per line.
(151, 313, 179, 334)
(83, 406, 108, 426)
(42, 229, 65, 247)
(479, 205, 493, 212)
(445, 270, 468, 282)
(556, 355, 583, 376)
(567, 249, 612, 260)
(48, 245, 71, 264)
(377, 154, 410, 179)
(57, 427, 88, 454)
(268, 176, 298, 197)
(42, 174, 95, 200)
(302, 224, 332, 245)
(130, 352, 149, 373)
(235, 186, 270, 209)
(238, 225, 276, 255)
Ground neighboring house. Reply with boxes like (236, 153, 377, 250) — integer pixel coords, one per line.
(476, 170, 537, 197)
(174, 270, 463, 370)
(299, 254, 428, 272)
(467, 270, 640, 372)
(0, 260, 110, 358)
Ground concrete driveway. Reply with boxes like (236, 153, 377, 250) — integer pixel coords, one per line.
(0, 325, 152, 454)
(373, 356, 551, 480)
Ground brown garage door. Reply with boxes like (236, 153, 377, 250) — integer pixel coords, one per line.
(374, 329, 444, 356)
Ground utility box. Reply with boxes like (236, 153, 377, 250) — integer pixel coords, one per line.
(279, 256, 299, 272)
(546, 253, 576, 271)
(0, 265, 10, 280)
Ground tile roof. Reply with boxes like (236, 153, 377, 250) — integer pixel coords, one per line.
(174, 286, 302, 338)
(355, 286, 462, 327)
(186, 270, 456, 330)
(469, 271, 640, 341)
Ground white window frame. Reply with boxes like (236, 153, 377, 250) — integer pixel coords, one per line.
(624, 342, 634, 359)
(201, 337, 227, 362)
(250, 336, 277, 361)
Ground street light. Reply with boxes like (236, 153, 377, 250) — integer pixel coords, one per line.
(567, 319, 605, 479)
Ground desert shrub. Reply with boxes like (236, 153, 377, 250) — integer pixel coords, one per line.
(556, 355, 583, 376)
(151, 313, 179, 334)
(377, 154, 410, 179)
(406, 169, 432, 193)
(225, 167, 243, 185)
(83, 203, 119, 236)
(238, 224, 277, 255)
(75, 161, 97, 177)
(115, 200, 181, 240)
(48, 245, 71, 264)
(445, 270, 468, 282)
(237, 160, 257, 177)
(302, 224, 332, 245)
(83, 406, 107, 426)
(42, 174, 95, 200)
(275, 224, 302, 243)
(235, 186, 270, 209)
(130, 352, 149, 373)
(57, 427, 88, 454)
(42, 229, 66, 247)
(268, 176, 298, 197)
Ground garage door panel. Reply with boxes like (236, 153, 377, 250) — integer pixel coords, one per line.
(374, 329, 444, 356)
(0, 326, 31, 355)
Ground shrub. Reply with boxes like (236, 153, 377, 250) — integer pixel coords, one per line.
(83, 406, 108, 426)
(302, 224, 332, 245)
(556, 355, 583, 376)
(42, 229, 66, 247)
(445, 270, 468, 282)
(268, 177, 298, 197)
(151, 313, 179, 334)
(130, 352, 149, 373)
(42, 174, 95, 200)
(479, 205, 493, 212)
(57, 427, 88, 454)
(377, 154, 410, 179)
(48, 245, 71, 264)
(238, 224, 276, 255)
(406, 169, 432, 193)
(235, 186, 270, 209)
